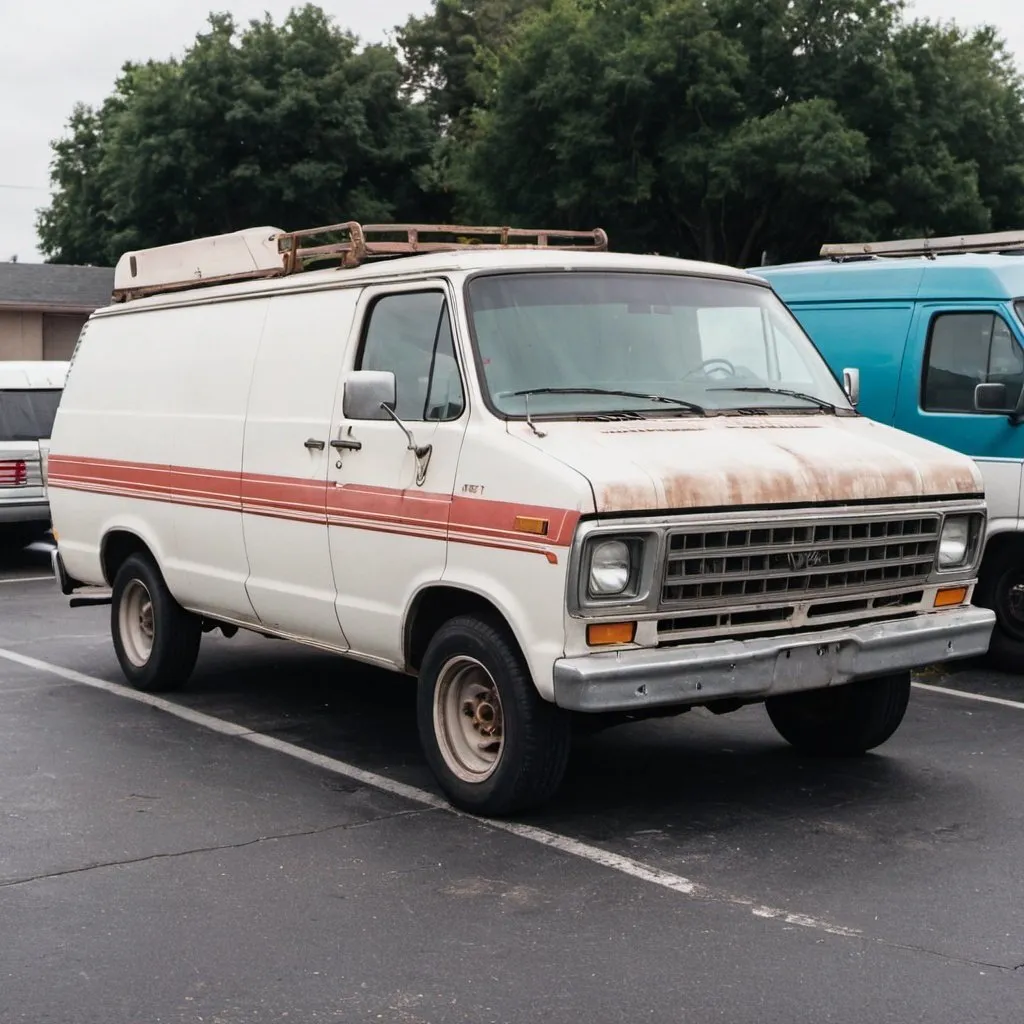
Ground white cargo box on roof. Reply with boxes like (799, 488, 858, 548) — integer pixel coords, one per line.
(113, 226, 286, 301)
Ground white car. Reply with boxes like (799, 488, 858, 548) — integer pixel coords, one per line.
(0, 360, 69, 544)
(47, 222, 994, 815)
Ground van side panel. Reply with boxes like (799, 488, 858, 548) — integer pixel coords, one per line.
(165, 298, 270, 618)
(48, 310, 186, 584)
(786, 302, 915, 425)
(48, 300, 268, 620)
(240, 289, 361, 645)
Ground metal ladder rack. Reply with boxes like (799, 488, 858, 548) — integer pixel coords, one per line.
(820, 229, 1024, 262)
(111, 221, 610, 302)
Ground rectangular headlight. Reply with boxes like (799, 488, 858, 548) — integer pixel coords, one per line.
(584, 536, 646, 600)
(938, 515, 970, 569)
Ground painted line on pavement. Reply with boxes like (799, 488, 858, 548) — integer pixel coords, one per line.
(0, 575, 55, 585)
(0, 645, 860, 939)
(913, 680, 1024, 711)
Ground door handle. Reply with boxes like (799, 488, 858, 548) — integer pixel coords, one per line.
(330, 437, 363, 452)
(304, 438, 326, 451)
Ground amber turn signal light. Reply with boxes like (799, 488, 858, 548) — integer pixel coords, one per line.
(934, 586, 969, 608)
(586, 622, 637, 646)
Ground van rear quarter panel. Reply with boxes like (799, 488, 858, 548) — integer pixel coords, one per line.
(786, 302, 915, 425)
(49, 299, 268, 618)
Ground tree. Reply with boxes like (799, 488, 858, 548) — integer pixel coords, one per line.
(397, 0, 548, 132)
(37, 5, 434, 265)
(449, 0, 1024, 264)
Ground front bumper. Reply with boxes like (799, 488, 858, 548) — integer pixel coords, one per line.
(552, 608, 995, 713)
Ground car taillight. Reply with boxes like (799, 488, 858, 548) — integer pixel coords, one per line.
(0, 460, 27, 486)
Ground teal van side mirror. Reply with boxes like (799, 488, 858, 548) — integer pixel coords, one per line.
(975, 382, 1024, 426)
(842, 368, 860, 407)
(975, 382, 1010, 412)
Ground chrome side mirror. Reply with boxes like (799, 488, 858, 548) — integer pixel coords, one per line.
(842, 367, 860, 407)
(974, 382, 1011, 413)
(343, 371, 396, 421)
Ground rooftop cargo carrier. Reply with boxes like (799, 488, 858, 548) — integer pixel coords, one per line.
(820, 229, 1024, 262)
(112, 221, 610, 302)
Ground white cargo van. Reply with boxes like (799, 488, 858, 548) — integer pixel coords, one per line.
(0, 360, 69, 543)
(48, 222, 995, 815)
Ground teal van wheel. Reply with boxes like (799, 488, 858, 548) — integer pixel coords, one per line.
(976, 556, 1024, 669)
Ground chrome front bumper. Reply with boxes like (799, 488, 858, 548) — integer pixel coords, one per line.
(552, 608, 995, 713)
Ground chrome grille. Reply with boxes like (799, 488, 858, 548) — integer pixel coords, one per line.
(660, 515, 940, 609)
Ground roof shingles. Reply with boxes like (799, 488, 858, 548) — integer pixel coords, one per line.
(0, 262, 114, 311)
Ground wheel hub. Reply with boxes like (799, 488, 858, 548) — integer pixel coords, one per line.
(119, 578, 155, 668)
(434, 656, 505, 782)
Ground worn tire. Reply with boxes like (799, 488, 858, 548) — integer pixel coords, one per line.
(417, 615, 572, 817)
(973, 555, 1024, 671)
(111, 553, 202, 693)
(765, 672, 911, 756)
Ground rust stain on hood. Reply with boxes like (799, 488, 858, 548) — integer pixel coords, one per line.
(510, 416, 982, 513)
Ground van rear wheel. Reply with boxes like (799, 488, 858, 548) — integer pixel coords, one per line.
(111, 554, 201, 693)
(765, 673, 911, 756)
(417, 615, 571, 817)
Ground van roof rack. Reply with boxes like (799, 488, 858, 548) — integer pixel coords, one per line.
(820, 229, 1024, 262)
(111, 221, 610, 302)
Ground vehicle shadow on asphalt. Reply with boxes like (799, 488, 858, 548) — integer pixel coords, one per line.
(177, 636, 982, 846)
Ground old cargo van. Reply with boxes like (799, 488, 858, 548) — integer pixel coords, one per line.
(758, 231, 1024, 664)
(0, 360, 69, 543)
(47, 222, 994, 815)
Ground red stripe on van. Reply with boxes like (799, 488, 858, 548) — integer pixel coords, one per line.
(47, 455, 579, 562)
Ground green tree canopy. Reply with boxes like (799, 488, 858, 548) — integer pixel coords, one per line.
(450, 0, 1024, 264)
(37, 5, 433, 265)
(38, 0, 1024, 267)
(397, 0, 548, 132)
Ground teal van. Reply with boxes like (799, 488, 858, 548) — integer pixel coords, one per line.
(757, 232, 1024, 663)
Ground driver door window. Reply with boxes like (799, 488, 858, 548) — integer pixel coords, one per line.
(923, 312, 1024, 413)
(359, 292, 465, 422)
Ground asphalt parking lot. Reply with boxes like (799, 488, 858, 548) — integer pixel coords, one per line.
(3, 541, 1024, 1023)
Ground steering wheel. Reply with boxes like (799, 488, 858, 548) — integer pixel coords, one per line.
(684, 358, 737, 380)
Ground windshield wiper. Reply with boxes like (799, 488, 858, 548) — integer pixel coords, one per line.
(707, 386, 837, 413)
(509, 387, 707, 416)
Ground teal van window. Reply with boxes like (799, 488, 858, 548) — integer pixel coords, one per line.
(922, 312, 1024, 413)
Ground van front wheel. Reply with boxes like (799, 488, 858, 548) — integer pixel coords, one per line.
(111, 554, 201, 693)
(765, 673, 911, 756)
(417, 616, 571, 816)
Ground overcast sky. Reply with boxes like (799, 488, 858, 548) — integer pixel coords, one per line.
(1, 0, 1021, 264)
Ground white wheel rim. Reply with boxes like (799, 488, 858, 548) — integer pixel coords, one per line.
(119, 579, 154, 667)
(433, 656, 504, 783)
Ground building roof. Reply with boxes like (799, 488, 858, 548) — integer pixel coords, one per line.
(0, 261, 114, 314)
(754, 254, 1024, 305)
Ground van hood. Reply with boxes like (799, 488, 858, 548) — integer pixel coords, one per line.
(509, 415, 982, 513)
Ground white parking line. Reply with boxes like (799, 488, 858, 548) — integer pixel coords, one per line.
(912, 681, 1024, 711)
(0, 576, 55, 585)
(0, 644, 862, 939)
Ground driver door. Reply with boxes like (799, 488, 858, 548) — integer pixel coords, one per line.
(326, 283, 470, 666)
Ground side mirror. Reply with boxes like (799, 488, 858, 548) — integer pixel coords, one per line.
(975, 382, 1011, 413)
(343, 370, 396, 421)
(842, 367, 860, 407)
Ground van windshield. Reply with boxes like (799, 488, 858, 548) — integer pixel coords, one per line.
(466, 272, 851, 418)
(0, 389, 63, 442)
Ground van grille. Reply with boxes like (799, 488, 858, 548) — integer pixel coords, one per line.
(660, 515, 940, 609)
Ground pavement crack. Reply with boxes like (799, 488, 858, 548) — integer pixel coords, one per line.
(0, 807, 432, 890)
(860, 936, 1015, 973)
